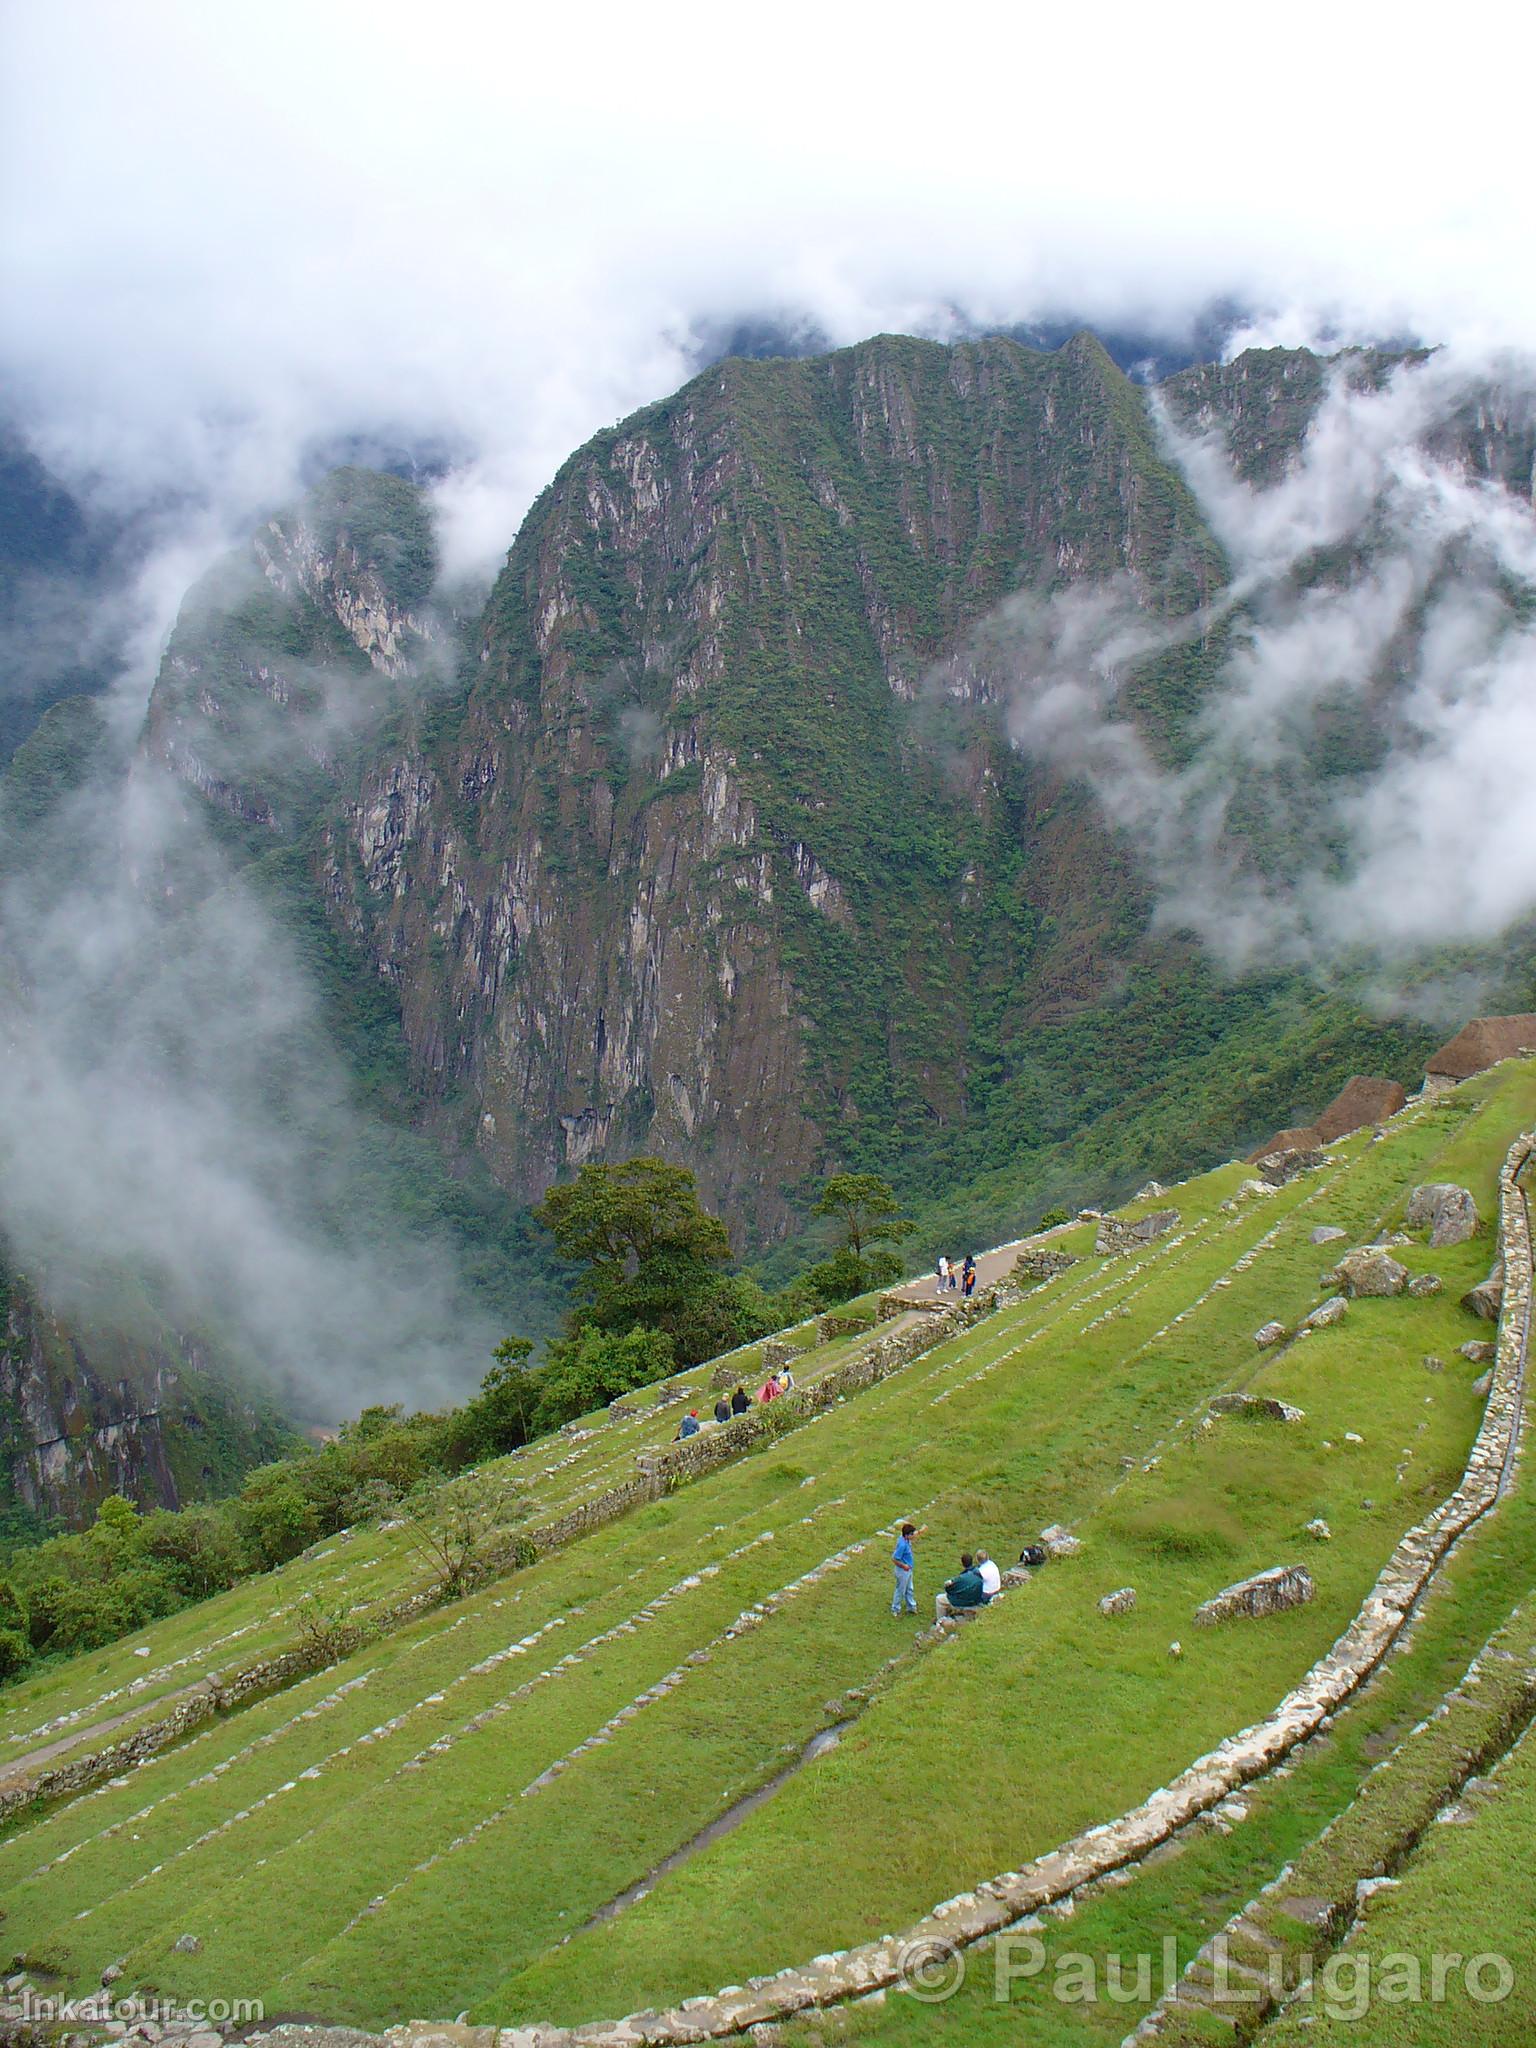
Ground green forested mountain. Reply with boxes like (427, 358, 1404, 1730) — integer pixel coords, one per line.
(150, 333, 1459, 1259)
(6, 328, 1535, 1527)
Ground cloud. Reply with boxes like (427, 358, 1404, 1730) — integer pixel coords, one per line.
(3, 0, 1534, 616)
(984, 349, 1536, 978)
(0, 726, 506, 1417)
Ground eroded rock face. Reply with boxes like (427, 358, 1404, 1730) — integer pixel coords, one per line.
(1194, 1565, 1315, 1626)
(1328, 1250, 1410, 1298)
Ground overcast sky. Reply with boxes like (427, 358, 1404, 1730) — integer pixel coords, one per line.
(4, 0, 1533, 584)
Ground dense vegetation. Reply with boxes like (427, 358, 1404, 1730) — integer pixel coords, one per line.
(0, 1160, 890, 1670)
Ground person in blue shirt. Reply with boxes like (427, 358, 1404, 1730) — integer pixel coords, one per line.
(891, 1521, 922, 1616)
(677, 1410, 701, 1439)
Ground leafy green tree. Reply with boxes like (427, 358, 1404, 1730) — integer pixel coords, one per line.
(466, 1337, 540, 1453)
(1038, 1206, 1072, 1229)
(534, 1157, 733, 1362)
(532, 1325, 676, 1433)
(0, 1626, 30, 1681)
(0, 1578, 28, 1638)
(811, 1172, 914, 1260)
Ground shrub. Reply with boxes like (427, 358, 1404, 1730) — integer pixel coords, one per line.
(0, 1624, 31, 1680)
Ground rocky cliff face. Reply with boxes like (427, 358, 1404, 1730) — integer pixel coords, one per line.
(144, 331, 1483, 1253)
(0, 1272, 293, 1535)
(310, 334, 1228, 1235)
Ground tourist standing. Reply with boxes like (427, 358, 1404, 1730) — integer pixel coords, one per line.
(891, 1521, 922, 1616)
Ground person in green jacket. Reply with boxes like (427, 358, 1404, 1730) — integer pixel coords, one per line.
(935, 1552, 989, 1624)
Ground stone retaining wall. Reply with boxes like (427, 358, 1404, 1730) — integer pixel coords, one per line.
(0, 1307, 981, 1831)
(432, 1133, 1532, 2048)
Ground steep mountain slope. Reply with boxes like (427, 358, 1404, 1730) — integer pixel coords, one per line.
(132, 330, 1449, 1253)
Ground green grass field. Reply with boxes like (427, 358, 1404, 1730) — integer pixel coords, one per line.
(2, 1065, 1533, 2044)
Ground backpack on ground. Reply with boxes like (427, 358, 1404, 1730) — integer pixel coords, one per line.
(1018, 1544, 1047, 1570)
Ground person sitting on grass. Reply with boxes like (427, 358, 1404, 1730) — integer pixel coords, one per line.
(677, 1410, 701, 1439)
(976, 1549, 1001, 1599)
(730, 1385, 751, 1415)
(713, 1395, 732, 1424)
(935, 1552, 989, 1624)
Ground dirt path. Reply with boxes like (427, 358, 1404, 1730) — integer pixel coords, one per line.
(0, 1678, 208, 1791)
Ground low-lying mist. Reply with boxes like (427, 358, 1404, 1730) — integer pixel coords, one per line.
(979, 347, 1536, 998)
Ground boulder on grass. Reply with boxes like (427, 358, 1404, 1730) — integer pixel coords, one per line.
(1254, 1320, 1287, 1348)
(1459, 1340, 1496, 1364)
(1039, 1524, 1082, 1558)
(1407, 1274, 1443, 1299)
(1472, 1370, 1494, 1399)
(1311, 1225, 1347, 1245)
(1306, 1296, 1349, 1330)
(1194, 1565, 1315, 1626)
(1461, 1262, 1505, 1322)
(1098, 1587, 1137, 1617)
(1405, 1182, 1479, 1248)
(1210, 1393, 1306, 1423)
(1328, 1249, 1410, 1298)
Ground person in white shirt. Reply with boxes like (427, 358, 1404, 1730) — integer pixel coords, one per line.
(975, 1550, 1002, 1600)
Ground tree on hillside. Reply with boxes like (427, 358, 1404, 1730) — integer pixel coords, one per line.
(804, 1172, 913, 1303)
(811, 1173, 913, 1260)
(534, 1157, 748, 1364)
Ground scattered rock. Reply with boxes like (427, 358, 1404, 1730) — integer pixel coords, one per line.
(1209, 1393, 1305, 1423)
(1257, 1146, 1327, 1186)
(1408, 1273, 1443, 1298)
(1134, 1180, 1165, 1201)
(1195, 1564, 1315, 1626)
(1311, 1225, 1348, 1245)
(1459, 1340, 1496, 1364)
(1423, 1355, 1444, 1373)
(171, 1935, 201, 1956)
(1095, 1207, 1180, 1256)
(1304, 1518, 1332, 1541)
(1169, 1640, 1182, 1657)
(100, 1964, 124, 1987)
(1344, 1430, 1364, 1444)
(999, 1565, 1033, 1588)
(1098, 1587, 1137, 1616)
(1254, 1320, 1287, 1348)
(1306, 1296, 1349, 1329)
(1039, 1524, 1082, 1558)
(1328, 1249, 1410, 1298)
(1461, 1262, 1505, 1321)
(1405, 1182, 1479, 1247)
(1473, 1371, 1494, 1399)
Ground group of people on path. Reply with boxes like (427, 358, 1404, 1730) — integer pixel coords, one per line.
(889, 1523, 1015, 1626)
(678, 1366, 797, 1438)
(934, 1253, 979, 1298)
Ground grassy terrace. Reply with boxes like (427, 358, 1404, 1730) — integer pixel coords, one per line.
(1, 1065, 1531, 2037)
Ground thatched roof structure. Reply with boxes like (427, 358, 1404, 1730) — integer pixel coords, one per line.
(1313, 1075, 1408, 1141)
(1426, 1015, 1536, 1081)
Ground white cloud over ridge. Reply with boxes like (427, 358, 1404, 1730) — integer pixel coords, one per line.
(987, 351, 1536, 975)
(4, 0, 1534, 616)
